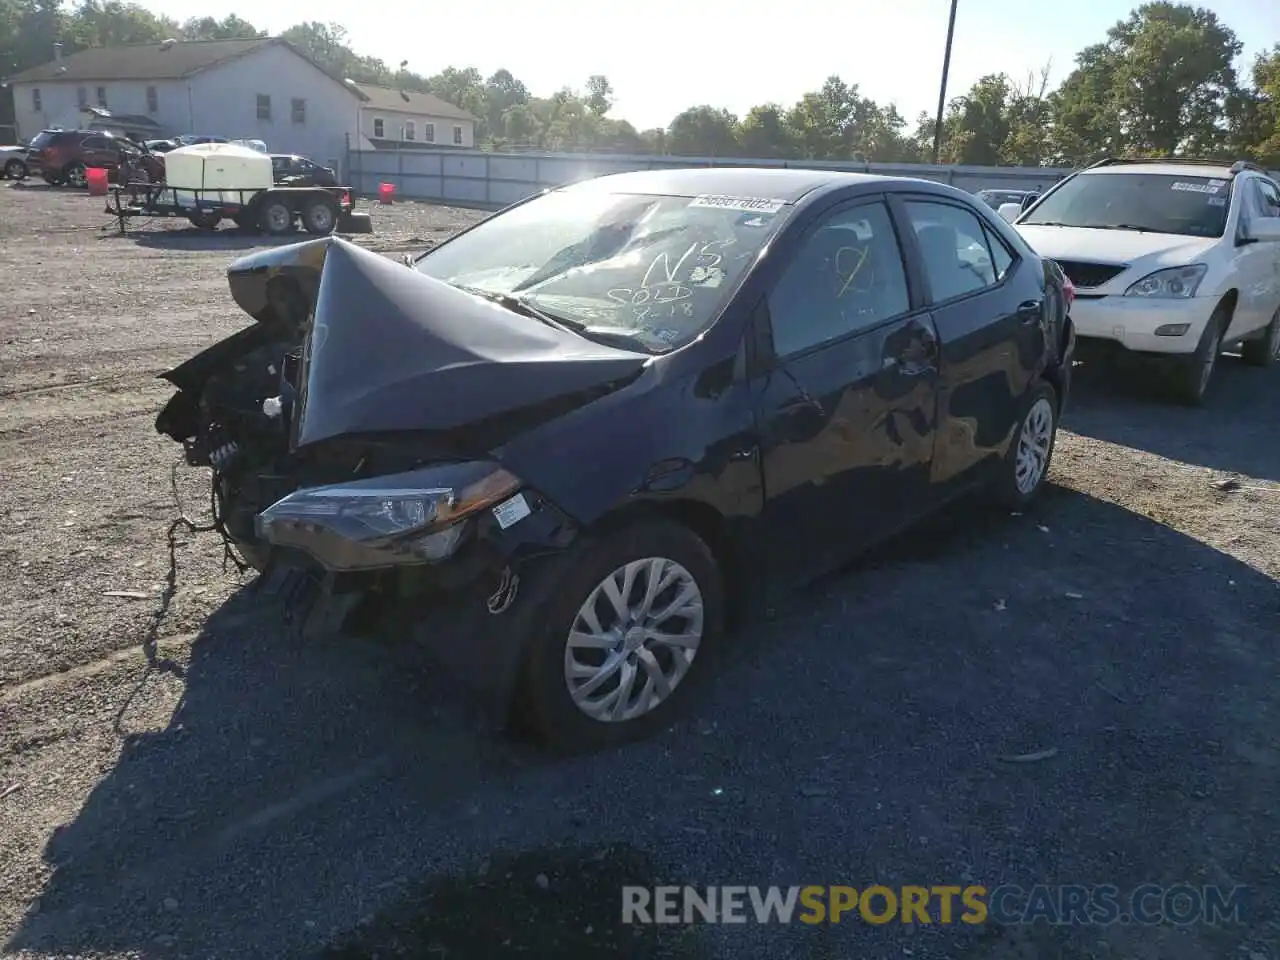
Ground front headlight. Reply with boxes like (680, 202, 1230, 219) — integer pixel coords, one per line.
(256, 461, 522, 570)
(1124, 264, 1207, 299)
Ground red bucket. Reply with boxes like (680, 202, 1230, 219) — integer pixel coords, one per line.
(377, 182, 395, 204)
(85, 167, 109, 196)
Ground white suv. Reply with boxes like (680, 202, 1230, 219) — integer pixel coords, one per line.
(997, 159, 1280, 404)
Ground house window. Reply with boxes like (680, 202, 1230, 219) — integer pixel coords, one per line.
(423, 122, 434, 142)
(77, 87, 87, 107)
(32, 88, 41, 111)
(404, 120, 415, 141)
(146, 86, 158, 113)
(256, 94, 271, 120)
(373, 117, 384, 138)
(291, 98, 306, 124)
(453, 125, 463, 145)
(96, 86, 107, 107)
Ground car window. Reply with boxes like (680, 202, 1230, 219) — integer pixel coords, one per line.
(1021, 172, 1230, 237)
(904, 201, 998, 302)
(296, 158, 315, 171)
(767, 201, 910, 358)
(982, 223, 1015, 281)
(81, 136, 109, 150)
(1256, 180, 1280, 218)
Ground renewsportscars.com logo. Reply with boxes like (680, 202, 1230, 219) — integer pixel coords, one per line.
(622, 884, 1250, 926)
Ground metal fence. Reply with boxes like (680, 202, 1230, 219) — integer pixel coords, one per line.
(343, 146, 1077, 207)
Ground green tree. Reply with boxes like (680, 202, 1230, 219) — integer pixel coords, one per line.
(739, 103, 799, 158)
(584, 74, 612, 116)
(180, 14, 263, 40)
(667, 105, 740, 157)
(1227, 44, 1280, 167)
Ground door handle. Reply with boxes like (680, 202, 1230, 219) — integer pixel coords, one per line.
(1016, 299, 1043, 324)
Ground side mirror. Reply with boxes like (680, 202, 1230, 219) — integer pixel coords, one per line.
(998, 202, 1022, 224)
(1243, 216, 1280, 243)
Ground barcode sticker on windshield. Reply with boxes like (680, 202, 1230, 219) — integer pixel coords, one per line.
(492, 493, 531, 530)
(1171, 181, 1220, 194)
(690, 195, 785, 214)
(1208, 179, 1227, 187)
(1208, 197, 1227, 207)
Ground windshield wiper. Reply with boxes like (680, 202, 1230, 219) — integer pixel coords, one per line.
(1097, 223, 1151, 232)
(455, 285, 658, 352)
(454, 285, 579, 334)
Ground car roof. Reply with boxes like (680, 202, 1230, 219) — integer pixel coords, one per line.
(1082, 161, 1234, 179)
(561, 167, 942, 205)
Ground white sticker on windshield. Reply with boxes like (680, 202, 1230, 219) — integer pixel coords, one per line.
(689, 195, 785, 214)
(1208, 179, 1227, 188)
(1171, 181, 1220, 194)
(492, 493, 531, 530)
(1208, 196, 1227, 207)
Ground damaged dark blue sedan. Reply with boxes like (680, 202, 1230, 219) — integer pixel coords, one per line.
(155, 168, 1076, 751)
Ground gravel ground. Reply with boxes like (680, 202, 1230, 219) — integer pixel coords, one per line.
(1, 180, 1278, 960)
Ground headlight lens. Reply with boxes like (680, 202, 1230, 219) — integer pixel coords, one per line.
(256, 461, 522, 570)
(1124, 264, 1206, 299)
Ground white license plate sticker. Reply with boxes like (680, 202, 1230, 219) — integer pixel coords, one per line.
(492, 493, 531, 530)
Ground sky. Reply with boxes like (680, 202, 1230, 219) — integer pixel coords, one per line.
(132, 0, 1278, 130)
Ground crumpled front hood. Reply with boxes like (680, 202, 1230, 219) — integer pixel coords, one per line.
(226, 236, 650, 450)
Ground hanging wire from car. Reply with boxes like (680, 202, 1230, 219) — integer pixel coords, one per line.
(111, 459, 250, 733)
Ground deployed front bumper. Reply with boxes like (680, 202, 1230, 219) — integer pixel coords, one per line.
(1069, 295, 1219, 355)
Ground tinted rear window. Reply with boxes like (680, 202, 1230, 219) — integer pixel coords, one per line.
(1022, 172, 1231, 238)
(29, 131, 56, 149)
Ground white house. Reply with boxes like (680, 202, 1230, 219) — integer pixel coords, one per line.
(349, 82, 478, 149)
(6, 37, 368, 169)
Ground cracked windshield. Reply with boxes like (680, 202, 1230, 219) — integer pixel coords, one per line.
(415, 189, 787, 352)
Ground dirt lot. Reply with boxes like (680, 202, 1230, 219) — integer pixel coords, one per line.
(1, 180, 1278, 960)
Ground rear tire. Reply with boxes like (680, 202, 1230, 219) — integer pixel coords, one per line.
(515, 519, 724, 753)
(1172, 310, 1225, 405)
(1240, 307, 1280, 367)
(301, 196, 339, 235)
(991, 380, 1058, 508)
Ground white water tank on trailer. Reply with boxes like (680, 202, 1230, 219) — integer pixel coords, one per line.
(164, 141, 273, 207)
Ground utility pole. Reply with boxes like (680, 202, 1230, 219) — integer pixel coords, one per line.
(932, 0, 959, 164)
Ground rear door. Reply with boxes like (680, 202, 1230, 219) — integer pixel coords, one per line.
(891, 194, 1044, 493)
(749, 196, 941, 586)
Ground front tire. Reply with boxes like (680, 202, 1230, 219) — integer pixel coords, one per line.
(259, 199, 295, 235)
(991, 380, 1058, 508)
(516, 519, 724, 753)
(3, 158, 26, 180)
(1240, 306, 1280, 368)
(1173, 311, 1225, 405)
(63, 162, 86, 188)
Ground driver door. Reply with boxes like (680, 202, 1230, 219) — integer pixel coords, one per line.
(749, 197, 941, 587)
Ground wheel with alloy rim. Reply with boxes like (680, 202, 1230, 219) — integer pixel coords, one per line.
(1173, 313, 1224, 405)
(517, 519, 723, 752)
(64, 162, 86, 188)
(1240, 307, 1280, 367)
(992, 380, 1058, 508)
(4, 158, 26, 180)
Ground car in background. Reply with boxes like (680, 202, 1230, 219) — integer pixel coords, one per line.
(270, 154, 339, 188)
(153, 167, 1075, 750)
(144, 139, 180, 153)
(174, 135, 229, 146)
(975, 189, 1038, 211)
(26, 129, 162, 186)
(230, 139, 268, 153)
(1, 143, 28, 179)
(999, 158, 1280, 404)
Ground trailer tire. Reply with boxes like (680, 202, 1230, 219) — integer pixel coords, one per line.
(301, 196, 339, 235)
(187, 211, 221, 231)
(259, 199, 295, 236)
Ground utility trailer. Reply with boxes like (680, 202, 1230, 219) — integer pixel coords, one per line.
(105, 182, 371, 236)
(105, 140, 372, 237)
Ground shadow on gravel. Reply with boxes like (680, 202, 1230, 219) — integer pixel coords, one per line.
(6, 488, 1279, 959)
(1063, 355, 1280, 481)
(124, 227, 316, 251)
